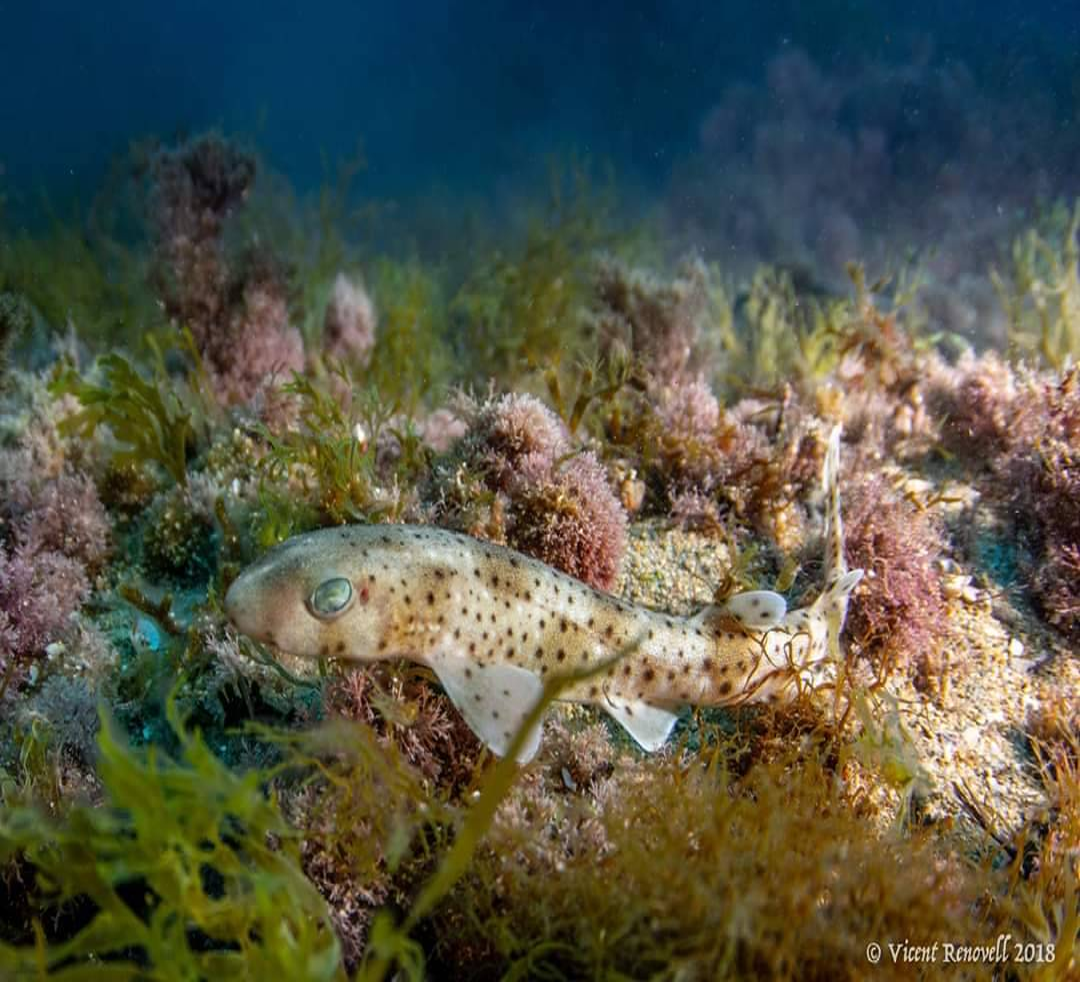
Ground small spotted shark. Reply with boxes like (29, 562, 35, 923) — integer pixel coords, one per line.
(226, 428, 862, 762)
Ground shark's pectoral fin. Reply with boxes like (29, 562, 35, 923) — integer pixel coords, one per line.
(427, 649, 544, 763)
(601, 695, 680, 752)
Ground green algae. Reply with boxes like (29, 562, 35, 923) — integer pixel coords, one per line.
(0, 292, 32, 383)
(993, 198, 1080, 369)
(0, 697, 343, 981)
(49, 335, 207, 487)
(256, 368, 428, 538)
(451, 167, 617, 388)
(0, 213, 157, 350)
(366, 260, 451, 407)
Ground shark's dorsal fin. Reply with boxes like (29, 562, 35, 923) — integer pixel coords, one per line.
(427, 648, 544, 763)
(693, 590, 787, 634)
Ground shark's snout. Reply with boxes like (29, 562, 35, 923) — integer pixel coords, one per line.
(223, 571, 257, 637)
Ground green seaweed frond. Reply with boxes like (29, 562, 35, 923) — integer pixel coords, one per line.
(993, 198, 1080, 369)
(0, 291, 32, 381)
(451, 161, 616, 386)
(543, 346, 641, 437)
(848, 689, 932, 830)
(0, 207, 157, 346)
(257, 367, 427, 536)
(732, 260, 935, 393)
(366, 259, 451, 406)
(49, 334, 204, 486)
(0, 697, 343, 980)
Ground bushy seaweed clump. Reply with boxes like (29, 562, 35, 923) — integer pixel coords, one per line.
(147, 134, 305, 403)
(928, 350, 1042, 464)
(428, 392, 627, 590)
(0, 427, 111, 691)
(932, 357, 1079, 638)
(1003, 369, 1080, 637)
(992, 197, 1080, 369)
(322, 272, 377, 367)
(0, 702, 342, 979)
(451, 168, 615, 388)
(256, 370, 431, 540)
(140, 481, 220, 584)
(0, 292, 31, 382)
(295, 670, 480, 968)
(50, 340, 200, 487)
(841, 471, 951, 687)
(365, 259, 452, 406)
(431, 742, 981, 981)
(589, 256, 720, 386)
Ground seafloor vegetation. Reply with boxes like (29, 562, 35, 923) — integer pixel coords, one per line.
(1, 95, 1078, 981)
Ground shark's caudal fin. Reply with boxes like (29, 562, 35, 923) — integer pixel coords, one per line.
(822, 425, 846, 587)
(815, 426, 863, 642)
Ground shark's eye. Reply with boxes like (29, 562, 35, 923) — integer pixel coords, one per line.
(309, 577, 354, 619)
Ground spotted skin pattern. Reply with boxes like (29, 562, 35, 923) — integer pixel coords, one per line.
(225, 428, 861, 758)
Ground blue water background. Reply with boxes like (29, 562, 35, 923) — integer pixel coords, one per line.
(3, 1, 1078, 211)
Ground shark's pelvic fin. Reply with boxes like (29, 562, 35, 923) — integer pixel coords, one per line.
(601, 695, 680, 751)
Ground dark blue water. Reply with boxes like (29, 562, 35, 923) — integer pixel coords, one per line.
(3, 0, 1079, 345)
(3, 1, 1077, 205)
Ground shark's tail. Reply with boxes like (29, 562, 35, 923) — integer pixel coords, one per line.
(822, 425, 846, 586)
(814, 426, 863, 637)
